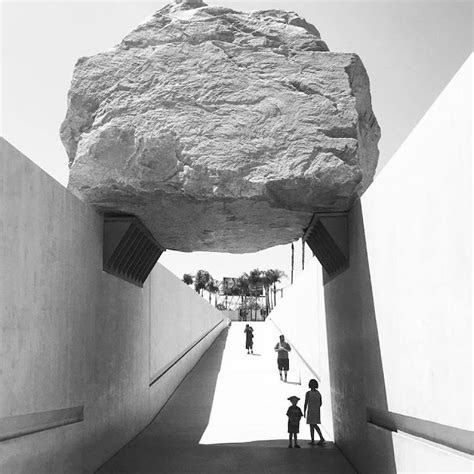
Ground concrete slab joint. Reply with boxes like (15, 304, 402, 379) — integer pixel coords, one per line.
(303, 212, 349, 282)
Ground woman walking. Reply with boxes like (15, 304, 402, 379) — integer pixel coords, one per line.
(244, 324, 254, 354)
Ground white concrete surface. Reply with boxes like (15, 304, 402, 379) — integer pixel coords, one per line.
(325, 55, 473, 472)
(363, 54, 472, 431)
(266, 56, 473, 473)
(200, 321, 332, 445)
(0, 138, 225, 473)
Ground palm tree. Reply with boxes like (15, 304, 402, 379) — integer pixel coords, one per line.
(248, 268, 263, 294)
(206, 278, 220, 306)
(266, 269, 286, 308)
(194, 269, 211, 296)
(236, 273, 250, 317)
(291, 242, 295, 284)
(262, 270, 274, 314)
(248, 269, 263, 320)
(182, 273, 193, 285)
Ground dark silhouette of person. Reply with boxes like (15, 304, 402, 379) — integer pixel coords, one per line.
(286, 396, 303, 448)
(244, 324, 254, 354)
(304, 379, 326, 446)
(274, 334, 291, 381)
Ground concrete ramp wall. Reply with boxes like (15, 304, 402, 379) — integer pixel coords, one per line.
(0, 138, 226, 473)
(267, 56, 472, 473)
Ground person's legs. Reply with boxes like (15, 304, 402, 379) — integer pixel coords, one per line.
(294, 433, 300, 448)
(288, 434, 293, 448)
(315, 425, 326, 444)
(308, 425, 315, 445)
(284, 370, 287, 382)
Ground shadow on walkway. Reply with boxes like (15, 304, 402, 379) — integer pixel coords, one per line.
(97, 328, 354, 474)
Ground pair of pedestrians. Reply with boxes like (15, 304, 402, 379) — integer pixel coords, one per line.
(244, 329, 325, 448)
(275, 335, 325, 448)
(286, 379, 326, 448)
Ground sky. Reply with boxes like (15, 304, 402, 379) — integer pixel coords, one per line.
(1, 0, 472, 283)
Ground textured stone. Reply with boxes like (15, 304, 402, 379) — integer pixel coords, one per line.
(60, 0, 380, 253)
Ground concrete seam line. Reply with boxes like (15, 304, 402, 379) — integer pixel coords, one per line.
(268, 318, 321, 382)
(0, 406, 84, 442)
(367, 407, 474, 456)
(149, 319, 224, 386)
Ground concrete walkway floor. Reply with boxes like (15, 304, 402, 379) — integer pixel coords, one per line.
(97, 322, 355, 473)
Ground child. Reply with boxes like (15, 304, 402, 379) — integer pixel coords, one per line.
(304, 379, 326, 446)
(286, 396, 303, 448)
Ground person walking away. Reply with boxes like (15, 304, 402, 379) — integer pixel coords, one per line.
(244, 324, 254, 354)
(274, 335, 291, 381)
(286, 396, 303, 448)
(304, 379, 326, 446)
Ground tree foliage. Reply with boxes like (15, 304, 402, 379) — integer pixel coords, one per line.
(194, 269, 211, 294)
(182, 273, 193, 285)
(183, 267, 286, 313)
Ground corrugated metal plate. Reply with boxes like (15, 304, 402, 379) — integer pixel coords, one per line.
(103, 214, 165, 287)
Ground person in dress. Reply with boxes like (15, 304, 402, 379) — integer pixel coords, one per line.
(286, 396, 303, 448)
(244, 324, 254, 354)
(304, 379, 326, 446)
(274, 335, 291, 381)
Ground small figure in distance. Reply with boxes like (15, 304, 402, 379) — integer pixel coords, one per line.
(244, 324, 254, 354)
(304, 379, 326, 446)
(274, 334, 291, 381)
(286, 396, 303, 448)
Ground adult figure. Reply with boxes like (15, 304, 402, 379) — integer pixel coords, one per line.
(304, 379, 326, 446)
(274, 334, 291, 381)
(244, 324, 254, 354)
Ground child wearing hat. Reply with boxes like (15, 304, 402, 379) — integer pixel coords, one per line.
(286, 396, 303, 448)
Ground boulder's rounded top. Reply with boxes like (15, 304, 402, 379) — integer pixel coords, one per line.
(154, 0, 207, 16)
(118, 0, 328, 52)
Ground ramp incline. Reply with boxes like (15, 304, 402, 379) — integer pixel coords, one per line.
(98, 322, 354, 473)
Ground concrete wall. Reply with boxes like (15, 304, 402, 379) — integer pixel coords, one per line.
(268, 56, 472, 472)
(325, 56, 472, 472)
(0, 138, 225, 473)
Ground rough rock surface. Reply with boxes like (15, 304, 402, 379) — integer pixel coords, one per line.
(61, 0, 380, 253)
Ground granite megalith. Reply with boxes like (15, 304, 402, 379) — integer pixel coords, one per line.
(60, 0, 380, 253)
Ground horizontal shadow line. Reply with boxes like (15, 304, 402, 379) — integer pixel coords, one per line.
(149, 319, 224, 387)
(0, 406, 84, 442)
(367, 407, 473, 456)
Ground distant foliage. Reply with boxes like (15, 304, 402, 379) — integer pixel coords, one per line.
(183, 267, 286, 314)
(182, 273, 194, 285)
(194, 269, 211, 294)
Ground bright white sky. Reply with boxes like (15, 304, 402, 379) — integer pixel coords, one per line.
(1, 0, 472, 283)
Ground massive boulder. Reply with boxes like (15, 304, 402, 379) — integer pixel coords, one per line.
(61, 0, 380, 253)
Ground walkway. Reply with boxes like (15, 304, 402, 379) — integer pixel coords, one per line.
(97, 322, 355, 473)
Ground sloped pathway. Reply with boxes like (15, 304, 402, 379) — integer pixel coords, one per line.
(97, 323, 355, 473)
